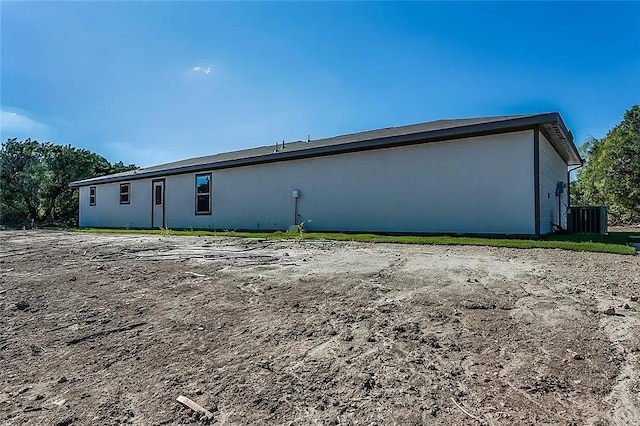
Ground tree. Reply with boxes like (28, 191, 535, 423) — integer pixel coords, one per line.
(0, 139, 137, 225)
(573, 105, 640, 224)
(0, 138, 42, 223)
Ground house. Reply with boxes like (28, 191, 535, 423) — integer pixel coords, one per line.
(69, 113, 582, 236)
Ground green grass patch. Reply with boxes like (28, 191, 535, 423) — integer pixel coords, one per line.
(69, 228, 637, 255)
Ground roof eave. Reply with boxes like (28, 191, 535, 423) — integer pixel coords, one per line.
(537, 113, 582, 166)
(69, 113, 582, 187)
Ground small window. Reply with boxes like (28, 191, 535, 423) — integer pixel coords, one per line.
(120, 183, 130, 204)
(155, 185, 163, 205)
(89, 187, 96, 206)
(195, 173, 211, 215)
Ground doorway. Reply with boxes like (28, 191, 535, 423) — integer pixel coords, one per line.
(152, 179, 165, 228)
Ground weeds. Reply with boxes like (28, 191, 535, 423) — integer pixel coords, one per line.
(159, 225, 174, 236)
(70, 228, 637, 255)
(297, 220, 312, 239)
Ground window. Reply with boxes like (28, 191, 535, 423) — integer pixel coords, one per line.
(89, 187, 96, 206)
(120, 183, 130, 204)
(195, 173, 211, 214)
(155, 184, 163, 205)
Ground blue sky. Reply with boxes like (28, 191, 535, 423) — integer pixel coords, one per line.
(1, 2, 639, 167)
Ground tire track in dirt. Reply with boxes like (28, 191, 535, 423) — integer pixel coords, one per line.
(1, 230, 638, 425)
(602, 313, 640, 424)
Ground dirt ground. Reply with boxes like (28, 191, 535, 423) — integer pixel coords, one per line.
(1, 230, 639, 425)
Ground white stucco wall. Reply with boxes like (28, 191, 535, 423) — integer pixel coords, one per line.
(539, 132, 569, 234)
(79, 130, 537, 234)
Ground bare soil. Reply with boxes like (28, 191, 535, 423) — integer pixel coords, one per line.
(1, 230, 639, 425)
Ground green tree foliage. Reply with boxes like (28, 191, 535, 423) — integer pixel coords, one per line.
(572, 105, 640, 224)
(0, 138, 137, 225)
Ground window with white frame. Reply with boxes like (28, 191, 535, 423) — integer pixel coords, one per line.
(120, 183, 131, 204)
(89, 187, 96, 206)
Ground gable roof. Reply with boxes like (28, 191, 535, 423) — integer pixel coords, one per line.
(69, 112, 581, 187)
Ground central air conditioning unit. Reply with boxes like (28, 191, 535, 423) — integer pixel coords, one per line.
(567, 206, 608, 234)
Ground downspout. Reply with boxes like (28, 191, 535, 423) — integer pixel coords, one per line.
(558, 189, 562, 228)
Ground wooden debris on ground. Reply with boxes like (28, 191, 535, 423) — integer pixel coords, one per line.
(176, 395, 214, 420)
(185, 271, 207, 278)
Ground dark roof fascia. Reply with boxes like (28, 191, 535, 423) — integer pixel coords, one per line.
(546, 112, 583, 165)
(539, 126, 583, 167)
(69, 113, 568, 188)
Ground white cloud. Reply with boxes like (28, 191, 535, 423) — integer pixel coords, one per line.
(0, 108, 48, 139)
(107, 141, 177, 168)
(192, 66, 212, 75)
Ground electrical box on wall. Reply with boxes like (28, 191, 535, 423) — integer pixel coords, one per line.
(556, 181, 566, 196)
(292, 190, 300, 198)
